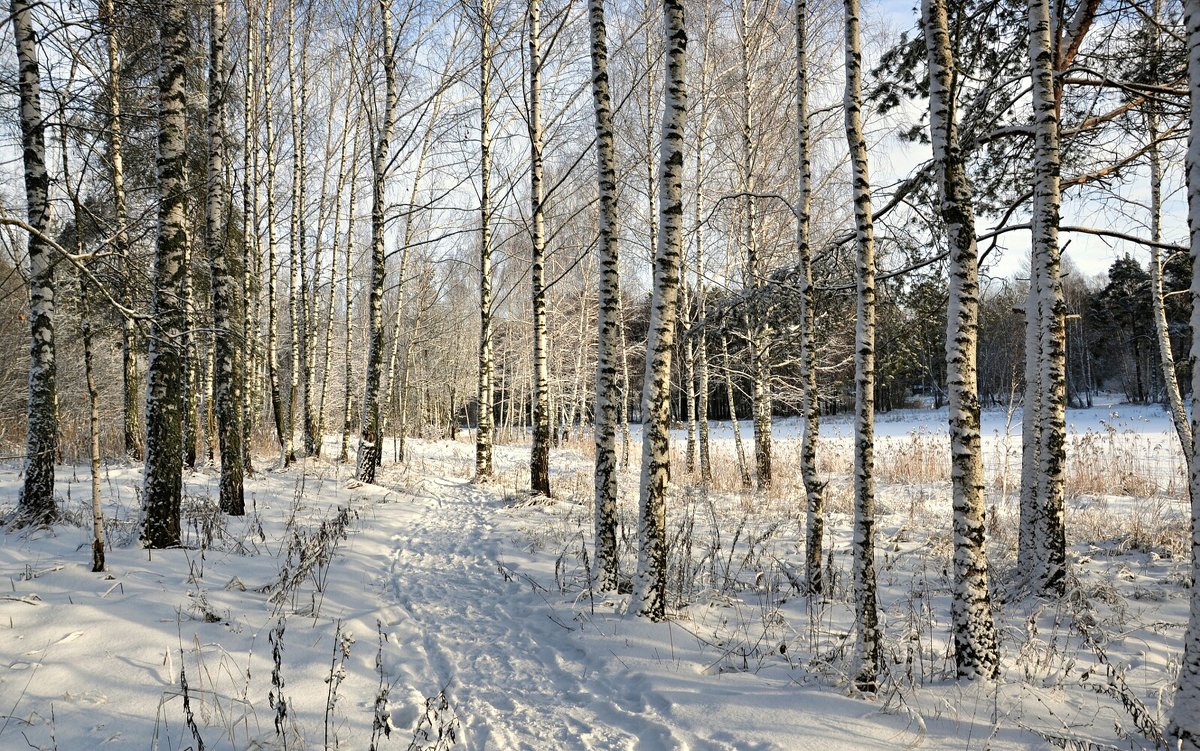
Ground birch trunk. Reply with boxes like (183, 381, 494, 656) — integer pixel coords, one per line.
(475, 0, 496, 481)
(12, 0, 56, 526)
(62, 116, 103, 569)
(796, 0, 823, 595)
(142, 0, 190, 548)
(298, 28, 316, 459)
(845, 0, 881, 691)
(82, 280, 104, 571)
(589, 0, 620, 585)
(634, 0, 686, 621)
(1029, 0, 1067, 595)
(529, 0, 551, 497)
(1145, 0, 1190, 456)
(182, 201, 200, 470)
(285, 0, 301, 465)
(208, 0, 243, 515)
(340, 131, 360, 464)
(923, 0, 998, 679)
(356, 0, 398, 484)
(738, 0, 771, 492)
(263, 0, 288, 464)
(1173, 5, 1200, 745)
(102, 0, 141, 461)
(241, 0, 258, 476)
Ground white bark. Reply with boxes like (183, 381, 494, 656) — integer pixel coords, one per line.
(589, 0, 620, 591)
(12, 0, 57, 526)
(475, 0, 496, 481)
(634, 0, 687, 621)
(102, 0, 141, 461)
(796, 0, 823, 595)
(208, 0, 243, 515)
(356, 0, 399, 484)
(923, 0, 998, 680)
(1029, 0, 1067, 595)
(142, 0, 190, 548)
(1171, 3, 1200, 745)
(845, 0, 880, 691)
(529, 0, 551, 497)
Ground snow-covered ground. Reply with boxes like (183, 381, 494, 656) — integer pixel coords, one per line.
(0, 400, 1191, 749)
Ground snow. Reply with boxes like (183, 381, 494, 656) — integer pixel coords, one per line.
(0, 400, 1191, 749)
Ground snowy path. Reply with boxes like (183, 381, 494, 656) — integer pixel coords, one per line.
(378, 475, 736, 751)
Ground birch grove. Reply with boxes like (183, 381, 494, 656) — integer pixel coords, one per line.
(5, 0, 1200, 737)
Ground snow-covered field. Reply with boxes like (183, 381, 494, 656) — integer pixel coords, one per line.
(0, 400, 1191, 750)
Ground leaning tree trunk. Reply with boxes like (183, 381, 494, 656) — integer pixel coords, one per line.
(356, 0, 398, 484)
(1173, 5, 1200, 746)
(1029, 0, 1067, 595)
(1146, 42, 1191, 456)
(61, 114, 103, 569)
(208, 0, 244, 515)
(103, 0, 141, 461)
(475, 0, 496, 481)
(529, 0, 551, 497)
(796, 0, 823, 596)
(635, 0, 687, 621)
(589, 0, 621, 592)
(923, 0, 998, 680)
(11, 0, 56, 527)
(844, 0, 881, 692)
(142, 0, 190, 548)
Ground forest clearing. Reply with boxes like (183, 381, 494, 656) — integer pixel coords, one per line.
(1, 402, 1190, 749)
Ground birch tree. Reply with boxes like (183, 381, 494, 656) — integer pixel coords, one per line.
(590, 0, 620, 591)
(1173, 4, 1200, 744)
(844, 0, 880, 691)
(529, 0, 551, 497)
(796, 0, 823, 595)
(923, 0, 998, 679)
(102, 0, 141, 461)
(475, 0, 496, 481)
(142, 0, 190, 548)
(208, 0, 244, 515)
(1171, 4, 1200, 743)
(356, 0, 399, 484)
(1025, 0, 1067, 595)
(635, 0, 687, 621)
(11, 0, 56, 527)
